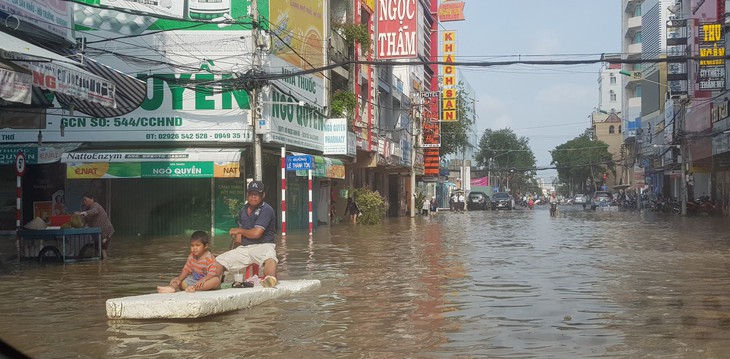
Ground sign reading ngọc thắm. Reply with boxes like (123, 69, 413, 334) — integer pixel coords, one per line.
(376, 0, 418, 59)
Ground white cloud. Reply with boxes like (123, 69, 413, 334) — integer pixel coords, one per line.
(474, 94, 514, 132)
(530, 31, 562, 55)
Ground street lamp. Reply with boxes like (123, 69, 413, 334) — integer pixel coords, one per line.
(619, 70, 676, 100)
(487, 148, 536, 193)
(488, 150, 516, 192)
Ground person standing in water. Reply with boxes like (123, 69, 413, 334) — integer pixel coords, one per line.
(74, 193, 114, 259)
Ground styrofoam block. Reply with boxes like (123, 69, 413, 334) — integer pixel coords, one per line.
(106, 279, 321, 319)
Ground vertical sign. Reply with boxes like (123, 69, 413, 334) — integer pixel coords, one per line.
(421, 92, 441, 148)
(698, 23, 725, 90)
(323, 118, 348, 155)
(441, 30, 458, 122)
(376, 0, 418, 59)
(422, 92, 441, 176)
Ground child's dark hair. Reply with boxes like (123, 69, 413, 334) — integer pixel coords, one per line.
(190, 230, 210, 245)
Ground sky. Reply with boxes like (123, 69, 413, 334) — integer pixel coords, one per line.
(442, 1, 621, 183)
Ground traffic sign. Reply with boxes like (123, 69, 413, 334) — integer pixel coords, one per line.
(15, 151, 26, 176)
(285, 155, 313, 171)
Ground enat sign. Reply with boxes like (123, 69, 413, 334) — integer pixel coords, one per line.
(285, 155, 313, 171)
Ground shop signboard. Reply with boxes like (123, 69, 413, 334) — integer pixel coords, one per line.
(1, 2, 258, 144)
(66, 161, 236, 179)
(286, 155, 313, 171)
(376, 0, 418, 59)
(265, 0, 326, 151)
(0, 0, 74, 42)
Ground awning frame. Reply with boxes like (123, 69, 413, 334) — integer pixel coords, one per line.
(61, 148, 244, 163)
(62, 148, 244, 179)
(0, 31, 117, 108)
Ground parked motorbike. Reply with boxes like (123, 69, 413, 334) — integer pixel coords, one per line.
(688, 196, 719, 216)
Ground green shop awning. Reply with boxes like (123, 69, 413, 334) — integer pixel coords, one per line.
(61, 148, 242, 179)
(295, 155, 345, 179)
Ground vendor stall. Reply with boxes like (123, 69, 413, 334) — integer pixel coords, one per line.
(17, 227, 101, 263)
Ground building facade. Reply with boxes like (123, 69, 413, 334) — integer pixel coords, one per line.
(620, 0, 730, 215)
(592, 61, 625, 188)
(0, 0, 447, 233)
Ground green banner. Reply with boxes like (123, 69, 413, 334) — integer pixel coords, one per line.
(0, 148, 37, 164)
(141, 162, 214, 178)
(213, 178, 246, 235)
(296, 156, 345, 179)
(73, 0, 269, 30)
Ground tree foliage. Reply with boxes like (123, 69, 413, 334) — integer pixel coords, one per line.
(351, 187, 385, 225)
(475, 128, 537, 193)
(333, 21, 371, 51)
(438, 82, 474, 157)
(550, 130, 614, 195)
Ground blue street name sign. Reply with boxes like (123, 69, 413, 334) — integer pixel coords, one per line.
(286, 155, 313, 171)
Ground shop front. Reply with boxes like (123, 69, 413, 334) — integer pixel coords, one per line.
(0, 144, 81, 232)
(60, 148, 245, 236)
(288, 155, 345, 229)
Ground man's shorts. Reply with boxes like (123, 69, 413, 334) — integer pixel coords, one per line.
(215, 243, 278, 272)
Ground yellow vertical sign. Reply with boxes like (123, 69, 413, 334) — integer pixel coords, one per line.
(441, 30, 458, 122)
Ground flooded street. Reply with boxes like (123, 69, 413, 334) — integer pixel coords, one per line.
(1, 205, 730, 358)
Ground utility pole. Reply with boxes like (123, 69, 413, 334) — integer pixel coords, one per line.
(410, 100, 418, 217)
(460, 146, 466, 192)
(250, 0, 263, 181)
(678, 98, 690, 215)
(681, 140, 688, 215)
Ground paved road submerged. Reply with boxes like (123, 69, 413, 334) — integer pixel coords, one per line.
(1, 205, 729, 358)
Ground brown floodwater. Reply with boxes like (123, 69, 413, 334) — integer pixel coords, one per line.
(1, 205, 730, 358)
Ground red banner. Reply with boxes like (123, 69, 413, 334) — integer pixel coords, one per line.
(471, 176, 489, 187)
(422, 95, 440, 176)
(422, 96, 440, 147)
(423, 149, 440, 176)
(438, 1, 465, 22)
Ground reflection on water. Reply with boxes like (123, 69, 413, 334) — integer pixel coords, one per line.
(1, 206, 730, 358)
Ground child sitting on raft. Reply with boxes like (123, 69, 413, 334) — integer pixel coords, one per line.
(157, 230, 221, 293)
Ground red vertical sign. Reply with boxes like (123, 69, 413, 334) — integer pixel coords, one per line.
(422, 95, 440, 176)
(376, 0, 418, 59)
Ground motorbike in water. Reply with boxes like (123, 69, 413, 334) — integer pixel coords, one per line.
(549, 203, 557, 217)
(687, 196, 720, 216)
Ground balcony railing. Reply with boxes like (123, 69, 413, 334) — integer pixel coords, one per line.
(328, 31, 349, 64)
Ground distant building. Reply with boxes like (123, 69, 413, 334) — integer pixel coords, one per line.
(592, 60, 625, 188)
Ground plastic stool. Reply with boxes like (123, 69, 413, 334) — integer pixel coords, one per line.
(245, 263, 260, 279)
